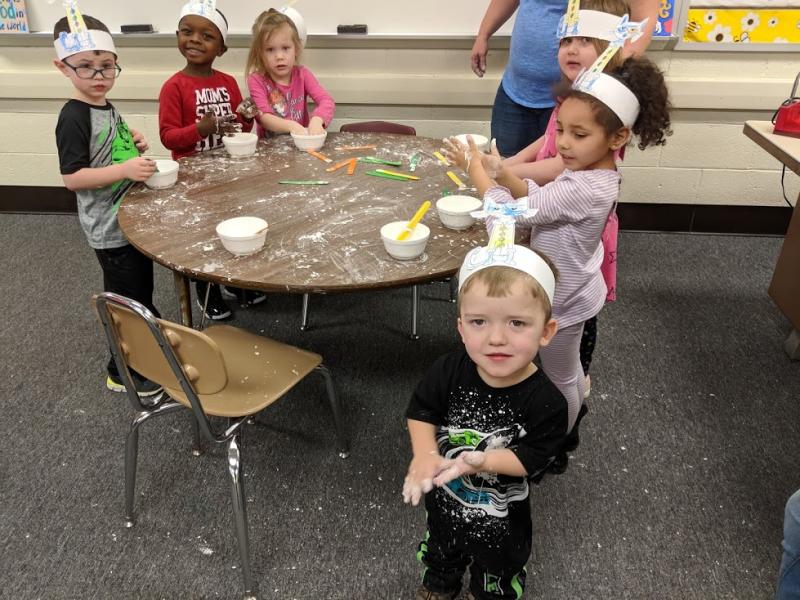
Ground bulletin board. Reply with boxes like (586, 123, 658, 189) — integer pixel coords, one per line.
(675, 0, 800, 49)
(23, 0, 516, 36)
(655, 0, 678, 36)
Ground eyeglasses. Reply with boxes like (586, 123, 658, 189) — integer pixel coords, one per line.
(62, 60, 122, 80)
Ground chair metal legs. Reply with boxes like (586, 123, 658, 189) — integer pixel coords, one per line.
(448, 277, 457, 303)
(410, 284, 420, 340)
(124, 402, 184, 528)
(190, 413, 203, 456)
(315, 364, 349, 458)
(300, 293, 310, 330)
(227, 434, 258, 600)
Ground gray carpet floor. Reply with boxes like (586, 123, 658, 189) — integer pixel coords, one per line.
(1, 213, 798, 600)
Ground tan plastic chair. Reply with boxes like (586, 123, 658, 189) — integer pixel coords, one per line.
(93, 292, 348, 600)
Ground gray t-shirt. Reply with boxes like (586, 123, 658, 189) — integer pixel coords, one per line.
(55, 99, 138, 249)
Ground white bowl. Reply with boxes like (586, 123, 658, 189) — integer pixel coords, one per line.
(222, 132, 258, 157)
(216, 216, 268, 256)
(380, 221, 430, 260)
(436, 195, 483, 230)
(455, 134, 489, 152)
(290, 130, 327, 151)
(144, 160, 179, 189)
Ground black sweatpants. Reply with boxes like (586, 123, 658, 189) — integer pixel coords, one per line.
(579, 315, 598, 375)
(94, 244, 159, 377)
(419, 489, 530, 599)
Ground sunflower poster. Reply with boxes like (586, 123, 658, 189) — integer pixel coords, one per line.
(683, 1, 800, 43)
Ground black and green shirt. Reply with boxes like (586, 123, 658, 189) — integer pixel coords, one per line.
(55, 99, 139, 249)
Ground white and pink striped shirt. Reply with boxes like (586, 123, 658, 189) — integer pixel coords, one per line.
(485, 169, 620, 328)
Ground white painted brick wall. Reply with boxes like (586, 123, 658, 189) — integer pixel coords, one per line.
(1, 43, 798, 206)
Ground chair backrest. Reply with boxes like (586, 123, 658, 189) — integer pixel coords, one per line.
(339, 121, 416, 136)
(93, 293, 228, 397)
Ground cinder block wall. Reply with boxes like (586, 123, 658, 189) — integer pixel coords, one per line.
(1, 38, 798, 205)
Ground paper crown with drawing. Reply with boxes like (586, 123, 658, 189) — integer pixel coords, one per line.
(278, 2, 307, 47)
(180, 0, 229, 42)
(53, 0, 116, 60)
(570, 12, 649, 128)
(458, 212, 556, 305)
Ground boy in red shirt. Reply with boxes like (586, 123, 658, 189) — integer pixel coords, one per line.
(158, 1, 264, 319)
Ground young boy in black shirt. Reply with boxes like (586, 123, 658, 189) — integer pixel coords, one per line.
(404, 244, 569, 600)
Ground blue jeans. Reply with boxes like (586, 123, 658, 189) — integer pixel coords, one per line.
(777, 489, 800, 599)
(490, 83, 554, 158)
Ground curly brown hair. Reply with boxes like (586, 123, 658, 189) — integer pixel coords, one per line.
(558, 56, 672, 150)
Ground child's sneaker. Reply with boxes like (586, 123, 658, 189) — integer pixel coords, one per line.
(106, 372, 163, 397)
(196, 282, 232, 320)
(415, 585, 460, 600)
(222, 285, 266, 306)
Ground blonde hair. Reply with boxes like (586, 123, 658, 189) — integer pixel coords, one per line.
(560, 0, 630, 73)
(458, 260, 558, 322)
(245, 9, 302, 77)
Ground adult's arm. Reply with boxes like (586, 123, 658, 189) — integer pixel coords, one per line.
(626, 0, 660, 57)
(471, 0, 520, 77)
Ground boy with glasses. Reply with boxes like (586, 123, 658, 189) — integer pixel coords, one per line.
(53, 11, 162, 397)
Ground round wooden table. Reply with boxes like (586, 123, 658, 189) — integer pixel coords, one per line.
(119, 132, 487, 334)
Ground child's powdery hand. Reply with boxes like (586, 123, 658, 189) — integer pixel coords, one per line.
(483, 138, 502, 179)
(432, 450, 486, 487)
(131, 129, 149, 153)
(402, 451, 447, 506)
(123, 156, 157, 182)
(236, 97, 260, 120)
(442, 136, 470, 171)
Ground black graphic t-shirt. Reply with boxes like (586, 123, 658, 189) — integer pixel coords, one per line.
(406, 350, 568, 518)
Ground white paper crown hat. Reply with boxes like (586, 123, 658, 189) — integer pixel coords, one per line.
(180, 0, 229, 42)
(458, 244, 556, 305)
(558, 9, 623, 41)
(573, 70, 640, 128)
(279, 5, 307, 46)
(569, 14, 648, 128)
(53, 0, 116, 60)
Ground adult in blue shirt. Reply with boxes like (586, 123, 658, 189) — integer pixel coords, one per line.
(777, 489, 800, 599)
(471, 0, 659, 157)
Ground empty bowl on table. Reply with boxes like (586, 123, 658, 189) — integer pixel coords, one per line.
(216, 216, 268, 256)
(222, 132, 258, 157)
(436, 195, 483, 230)
(455, 134, 489, 152)
(144, 160, 179, 189)
(290, 130, 327, 151)
(380, 221, 430, 260)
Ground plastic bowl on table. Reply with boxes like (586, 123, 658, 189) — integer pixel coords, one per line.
(290, 130, 327, 151)
(436, 195, 483, 230)
(216, 216, 268, 256)
(222, 132, 258, 157)
(454, 134, 489, 152)
(144, 160, 179, 190)
(380, 221, 430, 260)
